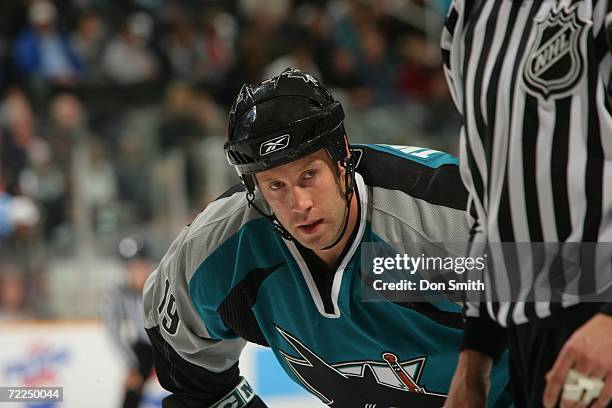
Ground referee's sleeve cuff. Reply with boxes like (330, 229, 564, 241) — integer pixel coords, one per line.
(600, 303, 612, 316)
(461, 316, 507, 362)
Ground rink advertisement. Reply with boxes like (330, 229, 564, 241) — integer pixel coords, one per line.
(0, 321, 167, 408)
(0, 321, 320, 408)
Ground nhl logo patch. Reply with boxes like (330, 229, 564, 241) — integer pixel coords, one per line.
(522, 4, 588, 100)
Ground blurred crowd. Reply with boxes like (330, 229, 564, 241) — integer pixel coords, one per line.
(0, 0, 458, 320)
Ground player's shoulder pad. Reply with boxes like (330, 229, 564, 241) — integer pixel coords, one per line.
(353, 144, 467, 211)
(354, 144, 459, 168)
(143, 182, 265, 340)
(183, 183, 263, 276)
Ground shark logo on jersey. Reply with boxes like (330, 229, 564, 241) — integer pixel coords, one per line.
(275, 326, 446, 407)
(522, 4, 588, 101)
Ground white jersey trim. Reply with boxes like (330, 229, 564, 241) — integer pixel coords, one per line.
(285, 172, 368, 318)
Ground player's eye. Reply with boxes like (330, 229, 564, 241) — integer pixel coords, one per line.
(269, 181, 284, 191)
(303, 169, 317, 180)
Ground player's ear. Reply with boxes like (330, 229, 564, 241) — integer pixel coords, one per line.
(337, 162, 345, 178)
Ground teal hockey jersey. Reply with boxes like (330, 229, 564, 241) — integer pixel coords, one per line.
(143, 144, 512, 407)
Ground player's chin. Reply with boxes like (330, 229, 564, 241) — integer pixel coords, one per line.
(295, 236, 321, 249)
(294, 231, 327, 249)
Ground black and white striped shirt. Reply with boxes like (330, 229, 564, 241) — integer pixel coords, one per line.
(102, 284, 151, 369)
(442, 0, 612, 327)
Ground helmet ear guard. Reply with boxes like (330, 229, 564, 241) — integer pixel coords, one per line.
(242, 174, 256, 193)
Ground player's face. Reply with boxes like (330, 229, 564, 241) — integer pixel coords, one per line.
(255, 149, 348, 250)
(127, 259, 153, 292)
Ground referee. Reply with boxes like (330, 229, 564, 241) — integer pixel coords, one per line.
(441, 1, 612, 407)
(102, 235, 156, 408)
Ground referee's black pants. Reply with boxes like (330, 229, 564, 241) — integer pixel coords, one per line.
(507, 302, 610, 408)
(122, 341, 155, 408)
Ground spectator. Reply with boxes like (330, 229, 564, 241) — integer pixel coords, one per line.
(19, 140, 67, 238)
(157, 82, 225, 208)
(0, 182, 13, 239)
(332, 0, 378, 61)
(0, 88, 39, 190)
(71, 9, 107, 84)
(79, 139, 117, 232)
(193, 10, 233, 85)
(264, 31, 322, 79)
(397, 32, 439, 101)
(355, 24, 398, 104)
(6, 189, 40, 241)
(325, 47, 372, 108)
(12, 0, 83, 85)
(0, 263, 29, 321)
(101, 13, 160, 84)
(114, 133, 153, 222)
(162, 19, 200, 83)
(48, 93, 100, 244)
(297, 3, 334, 78)
(48, 92, 89, 172)
(222, 0, 292, 104)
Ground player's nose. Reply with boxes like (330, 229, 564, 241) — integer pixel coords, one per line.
(290, 186, 313, 213)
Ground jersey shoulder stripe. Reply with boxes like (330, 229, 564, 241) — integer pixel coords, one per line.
(359, 144, 459, 168)
(188, 217, 283, 340)
(355, 144, 467, 211)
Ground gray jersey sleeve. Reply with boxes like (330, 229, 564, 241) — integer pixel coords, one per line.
(143, 206, 249, 373)
(141, 190, 274, 407)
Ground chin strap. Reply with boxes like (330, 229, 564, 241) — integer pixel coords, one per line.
(246, 191, 294, 241)
(319, 154, 356, 250)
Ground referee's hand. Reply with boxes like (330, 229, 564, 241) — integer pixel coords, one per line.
(125, 370, 145, 391)
(543, 313, 612, 408)
(444, 350, 492, 408)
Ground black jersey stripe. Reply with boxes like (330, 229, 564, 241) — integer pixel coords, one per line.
(217, 182, 246, 200)
(522, 96, 543, 243)
(579, 30, 611, 293)
(517, 2, 545, 244)
(521, 94, 543, 321)
(356, 145, 468, 210)
(473, 0, 502, 175)
(461, 1, 493, 210)
(551, 98, 572, 242)
(442, 49, 451, 69)
(445, 7, 459, 36)
(465, 142, 486, 216)
(217, 263, 285, 347)
(485, 0, 521, 245)
(595, 21, 610, 61)
(582, 34, 605, 243)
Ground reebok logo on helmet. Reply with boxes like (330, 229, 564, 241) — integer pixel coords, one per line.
(260, 134, 290, 155)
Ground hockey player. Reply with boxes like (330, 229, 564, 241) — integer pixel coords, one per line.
(143, 68, 511, 407)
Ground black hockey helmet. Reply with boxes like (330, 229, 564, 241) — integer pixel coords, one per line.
(224, 68, 349, 192)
